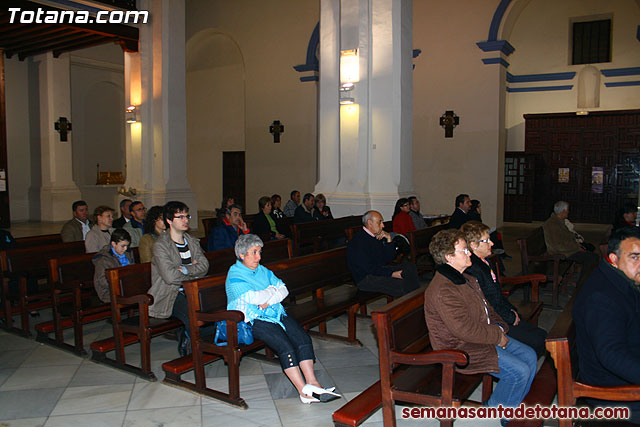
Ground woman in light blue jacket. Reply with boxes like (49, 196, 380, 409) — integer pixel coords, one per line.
(226, 234, 340, 404)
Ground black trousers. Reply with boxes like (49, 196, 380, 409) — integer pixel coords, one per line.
(356, 262, 420, 296)
(171, 292, 216, 338)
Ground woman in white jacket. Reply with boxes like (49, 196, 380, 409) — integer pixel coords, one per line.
(226, 234, 340, 404)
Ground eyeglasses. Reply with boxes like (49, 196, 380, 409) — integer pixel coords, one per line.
(134, 207, 146, 212)
(174, 214, 191, 220)
(455, 248, 471, 255)
(477, 238, 491, 243)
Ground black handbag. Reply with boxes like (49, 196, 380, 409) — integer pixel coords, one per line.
(214, 320, 254, 346)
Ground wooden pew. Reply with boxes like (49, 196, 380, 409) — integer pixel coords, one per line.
(545, 295, 640, 427)
(517, 227, 574, 308)
(290, 216, 362, 256)
(344, 220, 393, 242)
(0, 241, 86, 335)
(35, 253, 112, 355)
(406, 223, 448, 274)
(204, 238, 292, 275)
(15, 233, 62, 248)
(162, 247, 390, 405)
(90, 262, 183, 380)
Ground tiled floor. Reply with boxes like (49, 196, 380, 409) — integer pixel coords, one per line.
(0, 221, 610, 426)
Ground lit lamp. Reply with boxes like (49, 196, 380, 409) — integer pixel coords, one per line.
(339, 49, 359, 105)
(125, 105, 139, 123)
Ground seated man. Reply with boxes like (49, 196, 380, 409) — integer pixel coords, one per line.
(346, 210, 419, 296)
(574, 227, 640, 423)
(408, 196, 427, 230)
(208, 204, 250, 251)
(448, 193, 471, 229)
(294, 193, 318, 224)
(113, 199, 132, 229)
(542, 201, 599, 286)
(283, 190, 300, 218)
(60, 200, 92, 242)
(123, 201, 146, 247)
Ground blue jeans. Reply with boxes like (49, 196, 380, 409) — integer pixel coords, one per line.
(251, 315, 315, 371)
(488, 337, 537, 408)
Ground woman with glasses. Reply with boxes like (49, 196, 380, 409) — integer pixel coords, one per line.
(391, 197, 415, 236)
(424, 229, 536, 427)
(461, 221, 547, 356)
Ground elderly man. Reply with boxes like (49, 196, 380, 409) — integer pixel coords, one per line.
(408, 196, 427, 230)
(542, 201, 599, 286)
(61, 200, 92, 242)
(294, 193, 318, 224)
(574, 227, 640, 423)
(346, 210, 419, 296)
(113, 199, 132, 229)
(123, 201, 146, 247)
(208, 204, 249, 251)
(448, 193, 471, 229)
(284, 190, 301, 218)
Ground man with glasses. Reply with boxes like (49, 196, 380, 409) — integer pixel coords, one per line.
(574, 226, 640, 423)
(123, 201, 147, 247)
(346, 210, 419, 296)
(149, 201, 210, 356)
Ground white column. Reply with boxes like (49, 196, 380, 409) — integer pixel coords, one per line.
(315, 0, 413, 220)
(37, 52, 82, 221)
(126, 0, 198, 222)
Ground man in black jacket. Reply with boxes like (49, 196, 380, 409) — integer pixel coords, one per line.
(574, 226, 640, 423)
(346, 210, 419, 296)
(448, 194, 471, 229)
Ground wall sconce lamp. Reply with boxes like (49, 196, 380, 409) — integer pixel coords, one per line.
(340, 49, 359, 84)
(125, 105, 140, 123)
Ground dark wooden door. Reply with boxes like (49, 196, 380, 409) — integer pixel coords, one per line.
(523, 110, 640, 224)
(222, 151, 245, 213)
(504, 152, 534, 222)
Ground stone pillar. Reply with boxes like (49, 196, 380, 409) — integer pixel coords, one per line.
(37, 52, 82, 221)
(126, 0, 198, 222)
(315, 0, 413, 220)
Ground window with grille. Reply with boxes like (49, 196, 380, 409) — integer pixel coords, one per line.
(572, 19, 611, 65)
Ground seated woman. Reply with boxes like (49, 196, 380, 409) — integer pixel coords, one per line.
(138, 206, 166, 263)
(461, 221, 547, 356)
(85, 205, 115, 253)
(613, 203, 638, 231)
(313, 193, 333, 220)
(252, 196, 286, 240)
(391, 198, 415, 236)
(92, 229, 135, 303)
(424, 229, 536, 426)
(227, 234, 340, 404)
(467, 199, 511, 260)
(270, 194, 285, 219)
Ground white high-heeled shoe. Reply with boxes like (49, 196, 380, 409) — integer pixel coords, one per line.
(301, 384, 341, 403)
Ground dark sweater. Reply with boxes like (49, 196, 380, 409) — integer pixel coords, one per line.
(465, 253, 517, 324)
(294, 204, 317, 224)
(346, 229, 397, 284)
(574, 260, 640, 388)
(252, 211, 279, 239)
(448, 208, 469, 229)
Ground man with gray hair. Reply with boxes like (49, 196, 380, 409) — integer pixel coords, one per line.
(346, 210, 419, 296)
(542, 200, 599, 285)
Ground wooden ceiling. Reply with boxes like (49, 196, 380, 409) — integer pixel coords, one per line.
(0, 0, 139, 60)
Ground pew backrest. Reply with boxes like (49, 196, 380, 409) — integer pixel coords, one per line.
(49, 253, 95, 292)
(291, 216, 361, 255)
(106, 262, 152, 299)
(1, 241, 87, 279)
(15, 234, 62, 248)
(204, 238, 293, 276)
(406, 223, 448, 263)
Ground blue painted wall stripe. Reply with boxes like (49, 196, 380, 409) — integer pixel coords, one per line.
(506, 71, 575, 83)
(488, 0, 512, 41)
(300, 76, 319, 82)
(476, 40, 515, 56)
(506, 85, 573, 93)
(600, 67, 640, 77)
(482, 57, 510, 68)
(604, 81, 640, 87)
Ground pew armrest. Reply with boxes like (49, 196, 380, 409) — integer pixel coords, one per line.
(116, 293, 153, 308)
(574, 383, 640, 401)
(194, 309, 244, 326)
(391, 349, 468, 366)
(500, 273, 546, 302)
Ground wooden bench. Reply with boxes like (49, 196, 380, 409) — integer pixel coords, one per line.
(546, 295, 640, 427)
(90, 262, 183, 380)
(406, 223, 448, 274)
(0, 241, 86, 335)
(517, 227, 574, 308)
(15, 233, 62, 248)
(204, 238, 292, 275)
(162, 247, 389, 405)
(290, 216, 361, 256)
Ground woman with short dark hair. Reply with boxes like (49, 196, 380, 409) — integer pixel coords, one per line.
(391, 198, 415, 236)
(138, 205, 166, 263)
(252, 196, 285, 240)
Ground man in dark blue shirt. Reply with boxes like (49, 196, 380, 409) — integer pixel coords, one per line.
(347, 210, 419, 296)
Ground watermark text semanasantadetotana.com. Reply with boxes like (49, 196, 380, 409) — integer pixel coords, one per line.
(402, 404, 630, 421)
(8, 7, 148, 25)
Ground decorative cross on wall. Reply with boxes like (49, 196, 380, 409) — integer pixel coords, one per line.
(269, 120, 284, 143)
(54, 117, 72, 142)
(439, 110, 459, 138)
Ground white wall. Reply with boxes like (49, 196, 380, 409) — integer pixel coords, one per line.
(505, 0, 640, 151)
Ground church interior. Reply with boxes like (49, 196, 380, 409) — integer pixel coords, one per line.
(0, 0, 639, 425)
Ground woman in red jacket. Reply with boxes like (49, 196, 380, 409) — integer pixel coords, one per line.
(392, 198, 415, 236)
